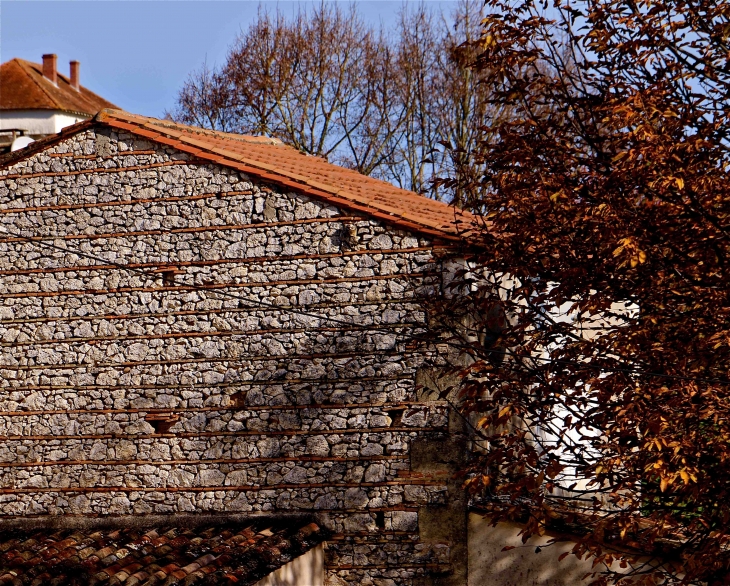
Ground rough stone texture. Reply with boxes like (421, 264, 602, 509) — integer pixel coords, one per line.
(0, 128, 458, 585)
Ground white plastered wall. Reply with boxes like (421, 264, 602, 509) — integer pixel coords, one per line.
(0, 110, 88, 135)
(468, 514, 631, 586)
(255, 543, 324, 586)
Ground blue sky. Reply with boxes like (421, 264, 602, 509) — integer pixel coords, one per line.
(1, 1, 453, 119)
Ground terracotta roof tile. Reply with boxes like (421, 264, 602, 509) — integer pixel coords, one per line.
(0, 58, 118, 116)
(0, 520, 324, 586)
(0, 109, 482, 241)
(93, 110, 478, 241)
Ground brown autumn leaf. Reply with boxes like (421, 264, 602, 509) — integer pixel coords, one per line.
(427, 0, 730, 583)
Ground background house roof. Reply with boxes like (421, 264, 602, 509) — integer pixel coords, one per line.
(0, 58, 118, 115)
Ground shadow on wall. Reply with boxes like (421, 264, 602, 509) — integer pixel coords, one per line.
(468, 514, 623, 586)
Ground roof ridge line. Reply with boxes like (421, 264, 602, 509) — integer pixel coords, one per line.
(148, 120, 285, 146)
(105, 110, 285, 147)
(154, 120, 284, 146)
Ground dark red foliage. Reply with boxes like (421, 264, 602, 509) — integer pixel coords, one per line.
(435, 1, 730, 583)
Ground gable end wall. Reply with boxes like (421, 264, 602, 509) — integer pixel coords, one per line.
(0, 127, 457, 586)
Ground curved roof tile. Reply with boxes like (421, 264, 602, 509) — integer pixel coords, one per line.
(0, 109, 481, 241)
(97, 110, 479, 241)
(0, 519, 325, 585)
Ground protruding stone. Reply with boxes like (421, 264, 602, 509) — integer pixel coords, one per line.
(344, 488, 369, 509)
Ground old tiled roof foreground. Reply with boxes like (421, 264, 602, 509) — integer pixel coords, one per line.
(102, 110, 478, 240)
(97, 110, 477, 240)
(0, 59, 118, 116)
(0, 520, 324, 586)
(1, 108, 476, 241)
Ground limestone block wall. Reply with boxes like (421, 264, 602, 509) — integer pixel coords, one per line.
(0, 128, 455, 585)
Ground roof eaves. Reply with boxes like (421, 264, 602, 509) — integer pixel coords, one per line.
(53, 104, 99, 118)
(0, 118, 96, 169)
(0, 108, 91, 118)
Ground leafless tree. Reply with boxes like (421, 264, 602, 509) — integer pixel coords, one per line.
(168, 0, 496, 201)
(171, 61, 233, 132)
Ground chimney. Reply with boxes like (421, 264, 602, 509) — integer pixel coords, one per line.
(42, 54, 57, 85)
(70, 60, 80, 91)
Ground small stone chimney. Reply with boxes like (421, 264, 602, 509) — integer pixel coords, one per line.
(70, 60, 80, 91)
(42, 53, 57, 85)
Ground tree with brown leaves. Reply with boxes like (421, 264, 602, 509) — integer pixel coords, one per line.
(436, 0, 730, 584)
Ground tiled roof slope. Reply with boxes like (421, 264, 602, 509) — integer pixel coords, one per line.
(95, 110, 477, 241)
(0, 58, 118, 115)
(0, 108, 479, 240)
(0, 520, 324, 586)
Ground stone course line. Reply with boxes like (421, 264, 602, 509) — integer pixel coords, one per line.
(1, 159, 206, 180)
(0, 189, 255, 214)
(0, 218, 369, 243)
(0, 400, 438, 416)
(0, 348, 430, 370)
(0, 425, 447, 440)
(0, 455, 411, 468)
(0, 272, 434, 300)
(0, 322, 419, 348)
(0, 299, 423, 325)
(0, 376, 413, 393)
(0, 246, 435, 277)
(0, 478, 447, 493)
(46, 150, 158, 158)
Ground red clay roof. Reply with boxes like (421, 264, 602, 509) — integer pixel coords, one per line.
(0, 519, 324, 585)
(0, 58, 118, 116)
(0, 109, 480, 240)
(96, 110, 477, 241)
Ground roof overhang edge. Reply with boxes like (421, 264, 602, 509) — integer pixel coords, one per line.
(0, 114, 478, 244)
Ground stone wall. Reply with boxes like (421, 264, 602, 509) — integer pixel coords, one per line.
(0, 127, 457, 585)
